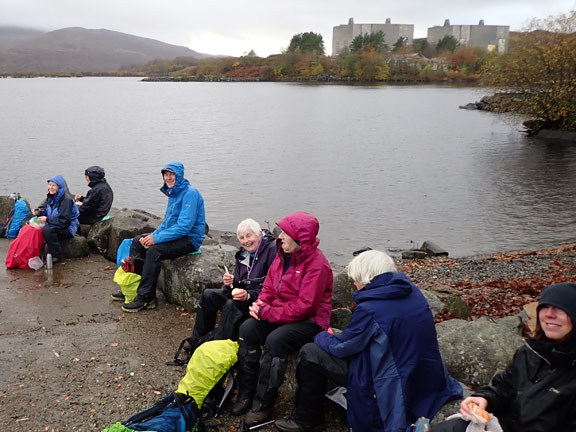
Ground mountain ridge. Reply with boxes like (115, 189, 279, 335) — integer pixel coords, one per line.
(0, 26, 219, 74)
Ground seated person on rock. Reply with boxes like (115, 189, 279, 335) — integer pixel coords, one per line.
(116, 161, 205, 313)
(231, 211, 334, 429)
(182, 218, 277, 354)
(431, 282, 576, 432)
(75, 165, 114, 225)
(33, 175, 80, 264)
(275, 249, 462, 432)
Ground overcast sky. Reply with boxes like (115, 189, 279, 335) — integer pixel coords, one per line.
(2, 0, 575, 56)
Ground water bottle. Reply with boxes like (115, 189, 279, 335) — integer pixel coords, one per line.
(46, 253, 53, 270)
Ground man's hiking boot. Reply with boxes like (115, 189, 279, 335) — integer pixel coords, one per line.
(121, 296, 157, 313)
(110, 291, 125, 302)
(275, 418, 325, 432)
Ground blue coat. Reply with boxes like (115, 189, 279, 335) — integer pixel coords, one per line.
(42, 175, 79, 236)
(152, 162, 205, 250)
(315, 272, 462, 432)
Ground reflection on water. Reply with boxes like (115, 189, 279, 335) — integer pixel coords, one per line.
(1, 78, 575, 264)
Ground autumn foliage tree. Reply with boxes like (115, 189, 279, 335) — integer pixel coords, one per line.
(482, 9, 576, 131)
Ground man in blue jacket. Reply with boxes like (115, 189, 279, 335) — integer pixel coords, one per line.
(275, 250, 462, 432)
(120, 162, 205, 312)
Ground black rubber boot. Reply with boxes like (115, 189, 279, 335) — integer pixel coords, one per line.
(251, 350, 288, 412)
(232, 344, 261, 416)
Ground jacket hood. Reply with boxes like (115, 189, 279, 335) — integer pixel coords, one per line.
(353, 272, 414, 304)
(160, 162, 188, 195)
(85, 166, 105, 182)
(276, 211, 320, 250)
(47, 174, 67, 203)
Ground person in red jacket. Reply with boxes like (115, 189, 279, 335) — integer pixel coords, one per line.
(231, 211, 333, 428)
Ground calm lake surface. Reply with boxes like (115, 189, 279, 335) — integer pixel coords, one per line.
(1, 77, 575, 264)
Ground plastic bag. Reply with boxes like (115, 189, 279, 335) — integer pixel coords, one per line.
(113, 267, 141, 304)
(28, 216, 45, 229)
(28, 256, 44, 270)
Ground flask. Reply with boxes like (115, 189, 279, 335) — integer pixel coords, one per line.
(46, 253, 53, 270)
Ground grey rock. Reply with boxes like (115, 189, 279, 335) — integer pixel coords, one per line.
(0, 195, 31, 223)
(332, 269, 354, 308)
(421, 289, 445, 317)
(87, 208, 162, 262)
(61, 235, 91, 259)
(402, 249, 428, 259)
(330, 308, 352, 331)
(421, 284, 471, 318)
(157, 245, 237, 311)
(436, 317, 523, 388)
(421, 240, 449, 257)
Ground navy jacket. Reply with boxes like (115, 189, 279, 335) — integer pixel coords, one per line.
(315, 272, 462, 432)
(41, 175, 79, 236)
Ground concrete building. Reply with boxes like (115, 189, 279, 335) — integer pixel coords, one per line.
(332, 17, 414, 56)
(427, 19, 509, 53)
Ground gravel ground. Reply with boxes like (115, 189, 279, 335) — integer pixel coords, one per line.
(1, 239, 575, 432)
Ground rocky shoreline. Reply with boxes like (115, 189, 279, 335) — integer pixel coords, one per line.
(1, 201, 576, 431)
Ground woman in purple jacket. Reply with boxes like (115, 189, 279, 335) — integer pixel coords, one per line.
(184, 218, 277, 352)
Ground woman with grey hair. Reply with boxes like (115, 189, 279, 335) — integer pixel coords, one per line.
(276, 249, 461, 432)
(169, 218, 276, 365)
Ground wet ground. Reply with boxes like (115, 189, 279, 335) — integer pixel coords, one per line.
(0, 239, 199, 431)
(0, 239, 347, 432)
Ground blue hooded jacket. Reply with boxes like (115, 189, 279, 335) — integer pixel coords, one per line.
(152, 162, 205, 249)
(314, 272, 462, 432)
(42, 175, 79, 236)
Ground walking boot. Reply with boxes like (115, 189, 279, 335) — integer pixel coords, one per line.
(244, 408, 274, 428)
(275, 417, 325, 432)
(231, 344, 261, 416)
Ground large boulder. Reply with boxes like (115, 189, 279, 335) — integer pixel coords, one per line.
(332, 268, 354, 308)
(436, 316, 523, 388)
(0, 195, 32, 222)
(421, 283, 471, 318)
(203, 228, 239, 248)
(61, 235, 91, 259)
(157, 245, 238, 311)
(421, 289, 445, 317)
(87, 208, 161, 262)
(330, 307, 352, 331)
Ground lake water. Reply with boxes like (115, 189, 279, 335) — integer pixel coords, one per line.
(1, 77, 575, 264)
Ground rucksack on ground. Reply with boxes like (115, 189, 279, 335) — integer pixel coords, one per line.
(5, 223, 45, 269)
(101, 340, 239, 432)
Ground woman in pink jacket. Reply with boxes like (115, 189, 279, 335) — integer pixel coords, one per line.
(231, 211, 333, 428)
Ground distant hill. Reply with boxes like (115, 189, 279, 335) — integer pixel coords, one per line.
(0, 26, 217, 74)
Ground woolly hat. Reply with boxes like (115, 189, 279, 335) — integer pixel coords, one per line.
(538, 282, 576, 324)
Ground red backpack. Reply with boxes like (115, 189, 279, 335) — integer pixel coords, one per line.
(5, 224, 45, 269)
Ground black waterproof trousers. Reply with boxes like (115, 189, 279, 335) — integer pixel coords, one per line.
(237, 318, 322, 412)
(130, 233, 196, 301)
(42, 226, 72, 259)
(189, 288, 252, 343)
(294, 342, 348, 424)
